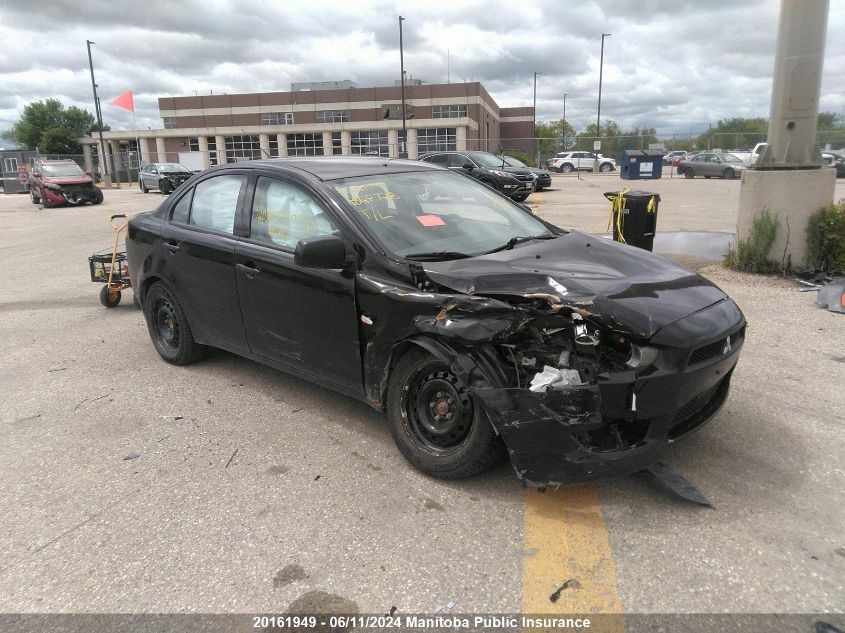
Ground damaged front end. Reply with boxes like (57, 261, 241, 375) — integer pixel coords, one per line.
(358, 238, 745, 487)
(42, 182, 99, 205)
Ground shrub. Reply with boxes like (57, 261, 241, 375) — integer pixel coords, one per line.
(806, 201, 845, 271)
(723, 209, 780, 273)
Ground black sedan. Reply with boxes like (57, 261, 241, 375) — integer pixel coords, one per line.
(139, 162, 194, 194)
(127, 157, 745, 486)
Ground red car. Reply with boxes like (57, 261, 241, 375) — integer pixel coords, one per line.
(29, 159, 103, 207)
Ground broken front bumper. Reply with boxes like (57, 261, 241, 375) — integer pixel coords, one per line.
(475, 299, 746, 486)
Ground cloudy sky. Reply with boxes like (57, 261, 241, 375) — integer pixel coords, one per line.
(1, 0, 843, 139)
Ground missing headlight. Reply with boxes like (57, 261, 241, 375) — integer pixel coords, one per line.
(626, 344, 659, 369)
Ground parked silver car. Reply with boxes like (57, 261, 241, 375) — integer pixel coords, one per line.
(677, 152, 747, 179)
(139, 163, 194, 194)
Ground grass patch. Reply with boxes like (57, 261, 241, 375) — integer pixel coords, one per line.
(724, 209, 780, 273)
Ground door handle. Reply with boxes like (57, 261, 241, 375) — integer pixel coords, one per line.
(164, 242, 180, 254)
(236, 262, 261, 279)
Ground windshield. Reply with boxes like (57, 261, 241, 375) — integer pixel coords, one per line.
(41, 164, 85, 177)
(160, 163, 190, 172)
(331, 170, 555, 259)
(502, 156, 526, 168)
(469, 153, 510, 168)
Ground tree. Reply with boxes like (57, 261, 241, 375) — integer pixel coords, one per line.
(533, 118, 577, 166)
(694, 117, 768, 150)
(7, 99, 100, 154)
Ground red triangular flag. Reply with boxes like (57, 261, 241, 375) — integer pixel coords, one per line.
(109, 90, 134, 112)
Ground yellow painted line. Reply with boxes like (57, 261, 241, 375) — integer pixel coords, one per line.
(522, 485, 624, 629)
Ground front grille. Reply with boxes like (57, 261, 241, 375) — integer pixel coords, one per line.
(689, 327, 745, 366)
(61, 184, 87, 192)
(514, 174, 533, 182)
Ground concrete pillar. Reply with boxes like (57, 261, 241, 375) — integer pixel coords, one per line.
(340, 131, 351, 156)
(456, 126, 467, 151)
(215, 135, 227, 164)
(198, 136, 210, 169)
(259, 133, 271, 159)
(138, 137, 150, 165)
(82, 144, 93, 175)
(322, 131, 333, 156)
(277, 133, 288, 157)
(388, 129, 399, 158)
(155, 137, 167, 163)
(406, 128, 418, 160)
(107, 140, 121, 186)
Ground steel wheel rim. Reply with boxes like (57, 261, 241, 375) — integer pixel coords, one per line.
(404, 366, 474, 453)
(153, 298, 180, 352)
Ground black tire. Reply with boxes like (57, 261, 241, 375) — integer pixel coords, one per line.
(30, 189, 40, 204)
(91, 187, 103, 205)
(599, 162, 613, 173)
(723, 168, 735, 180)
(684, 168, 695, 179)
(140, 179, 149, 193)
(386, 348, 504, 479)
(99, 285, 121, 308)
(143, 282, 207, 365)
(511, 192, 529, 202)
(561, 163, 574, 173)
(159, 180, 172, 194)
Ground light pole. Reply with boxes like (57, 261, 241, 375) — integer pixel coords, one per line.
(533, 71, 541, 166)
(399, 16, 407, 158)
(562, 92, 569, 149)
(86, 40, 111, 186)
(595, 32, 611, 172)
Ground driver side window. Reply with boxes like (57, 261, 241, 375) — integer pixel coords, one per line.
(250, 177, 338, 249)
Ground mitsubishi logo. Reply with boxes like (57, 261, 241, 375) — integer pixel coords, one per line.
(722, 336, 732, 355)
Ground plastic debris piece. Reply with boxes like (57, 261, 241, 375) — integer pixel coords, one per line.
(529, 365, 582, 393)
(816, 281, 845, 314)
(123, 452, 140, 461)
(549, 579, 581, 603)
(446, 601, 455, 609)
(642, 462, 713, 508)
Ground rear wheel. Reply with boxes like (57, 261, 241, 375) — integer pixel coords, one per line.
(386, 349, 504, 479)
(143, 282, 206, 365)
(723, 168, 735, 180)
(684, 168, 695, 179)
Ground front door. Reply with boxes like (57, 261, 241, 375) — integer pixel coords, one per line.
(234, 174, 362, 390)
(158, 173, 249, 353)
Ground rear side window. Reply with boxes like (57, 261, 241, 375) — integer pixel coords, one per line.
(189, 175, 243, 234)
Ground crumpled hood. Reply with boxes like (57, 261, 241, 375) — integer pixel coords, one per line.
(421, 230, 728, 338)
(43, 175, 92, 186)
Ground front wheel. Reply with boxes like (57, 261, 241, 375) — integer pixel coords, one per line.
(599, 162, 613, 173)
(159, 180, 172, 194)
(684, 168, 695, 179)
(511, 192, 529, 202)
(386, 349, 504, 479)
(91, 187, 103, 205)
(561, 163, 574, 173)
(30, 189, 40, 204)
(143, 282, 207, 365)
(99, 285, 121, 308)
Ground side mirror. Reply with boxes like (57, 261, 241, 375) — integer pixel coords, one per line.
(462, 163, 474, 170)
(294, 234, 347, 269)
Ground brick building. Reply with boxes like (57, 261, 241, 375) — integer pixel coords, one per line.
(81, 81, 534, 172)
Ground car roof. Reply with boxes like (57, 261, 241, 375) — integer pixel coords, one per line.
(218, 156, 442, 181)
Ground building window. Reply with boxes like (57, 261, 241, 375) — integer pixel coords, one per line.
(207, 138, 217, 166)
(317, 110, 349, 123)
(417, 127, 457, 153)
(286, 133, 323, 156)
(331, 132, 342, 155)
(269, 135, 279, 157)
(188, 137, 199, 151)
(432, 105, 467, 119)
(224, 135, 262, 162)
(3, 157, 18, 172)
(163, 117, 178, 129)
(350, 131, 389, 157)
(261, 112, 294, 125)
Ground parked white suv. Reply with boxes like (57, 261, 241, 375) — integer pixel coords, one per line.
(549, 151, 616, 173)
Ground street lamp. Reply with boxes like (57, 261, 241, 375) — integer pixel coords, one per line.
(86, 40, 112, 187)
(595, 33, 611, 172)
(399, 16, 407, 158)
(562, 92, 569, 149)
(533, 71, 541, 166)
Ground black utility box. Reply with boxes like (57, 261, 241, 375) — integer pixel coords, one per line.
(603, 190, 661, 251)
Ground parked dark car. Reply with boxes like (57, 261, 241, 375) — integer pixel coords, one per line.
(419, 150, 533, 202)
(127, 157, 745, 487)
(500, 155, 552, 191)
(28, 159, 103, 206)
(823, 151, 845, 177)
(140, 162, 194, 194)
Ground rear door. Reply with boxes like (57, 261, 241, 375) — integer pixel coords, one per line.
(158, 172, 249, 353)
(233, 173, 362, 390)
